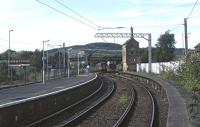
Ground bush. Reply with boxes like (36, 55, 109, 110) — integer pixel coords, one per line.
(177, 53, 200, 91)
(160, 62, 178, 81)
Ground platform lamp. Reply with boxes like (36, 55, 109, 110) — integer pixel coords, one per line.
(77, 51, 81, 76)
(42, 40, 49, 84)
(8, 30, 13, 79)
(67, 48, 72, 78)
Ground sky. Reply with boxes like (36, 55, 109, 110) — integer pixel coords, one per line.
(0, 0, 199, 53)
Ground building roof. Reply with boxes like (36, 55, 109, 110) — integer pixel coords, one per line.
(194, 43, 200, 48)
(122, 37, 139, 46)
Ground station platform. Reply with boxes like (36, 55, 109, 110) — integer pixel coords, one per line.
(127, 72, 190, 127)
(155, 77, 190, 127)
(0, 73, 96, 108)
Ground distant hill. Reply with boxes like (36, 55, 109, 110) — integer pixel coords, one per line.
(70, 42, 122, 59)
(49, 42, 185, 63)
(70, 42, 122, 50)
(69, 42, 122, 65)
(69, 43, 185, 60)
(84, 42, 122, 50)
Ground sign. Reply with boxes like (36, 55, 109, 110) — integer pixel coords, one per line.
(10, 60, 30, 64)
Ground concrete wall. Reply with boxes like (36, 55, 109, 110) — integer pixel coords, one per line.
(0, 77, 100, 127)
(137, 61, 181, 73)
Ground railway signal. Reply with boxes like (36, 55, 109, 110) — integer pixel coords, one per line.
(95, 27, 152, 73)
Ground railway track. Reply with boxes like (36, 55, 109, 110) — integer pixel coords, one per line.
(74, 74, 156, 127)
(115, 74, 156, 127)
(26, 73, 158, 127)
(26, 75, 115, 127)
(120, 73, 168, 127)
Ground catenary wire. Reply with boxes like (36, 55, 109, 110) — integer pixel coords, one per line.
(53, 0, 99, 28)
(51, 0, 108, 42)
(187, 0, 199, 19)
(34, 0, 110, 44)
(35, 0, 98, 30)
(169, 0, 199, 32)
(169, 22, 183, 32)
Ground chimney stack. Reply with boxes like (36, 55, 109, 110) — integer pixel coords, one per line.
(130, 26, 133, 38)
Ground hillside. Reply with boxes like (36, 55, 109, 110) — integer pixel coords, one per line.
(71, 43, 185, 60)
(70, 42, 122, 50)
(49, 42, 185, 63)
(70, 42, 122, 59)
(84, 42, 122, 50)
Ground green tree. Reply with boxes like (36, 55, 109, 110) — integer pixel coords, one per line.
(30, 49, 42, 72)
(139, 48, 148, 63)
(0, 63, 8, 82)
(139, 47, 158, 63)
(18, 51, 33, 60)
(155, 31, 176, 62)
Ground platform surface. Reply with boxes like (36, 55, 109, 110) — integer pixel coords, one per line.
(0, 74, 96, 108)
(125, 72, 190, 127)
(155, 78, 190, 127)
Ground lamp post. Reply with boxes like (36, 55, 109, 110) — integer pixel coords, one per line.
(63, 43, 66, 77)
(47, 44, 50, 80)
(48, 44, 62, 78)
(58, 49, 61, 77)
(8, 30, 13, 79)
(42, 40, 49, 84)
(77, 52, 81, 76)
(67, 48, 72, 78)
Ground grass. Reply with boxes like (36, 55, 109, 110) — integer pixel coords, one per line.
(119, 95, 128, 105)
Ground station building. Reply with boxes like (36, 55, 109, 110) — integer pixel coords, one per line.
(122, 27, 139, 72)
(194, 43, 200, 53)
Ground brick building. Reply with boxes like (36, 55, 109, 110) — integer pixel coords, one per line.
(122, 27, 139, 72)
(194, 43, 200, 53)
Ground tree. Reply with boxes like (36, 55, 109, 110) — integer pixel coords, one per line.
(0, 62, 8, 82)
(30, 49, 42, 72)
(139, 47, 159, 63)
(139, 48, 148, 63)
(155, 31, 176, 62)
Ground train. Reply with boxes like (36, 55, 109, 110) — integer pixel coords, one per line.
(95, 61, 117, 73)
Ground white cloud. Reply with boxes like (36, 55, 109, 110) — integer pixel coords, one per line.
(0, 0, 199, 53)
(168, 0, 193, 4)
(115, 8, 141, 17)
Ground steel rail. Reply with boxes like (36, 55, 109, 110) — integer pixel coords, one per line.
(26, 76, 115, 127)
(112, 85, 135, 127)
(114, 74, 155, 127)
(143, 85, 155, 127)
(26, 75, 102, 127)
(58, 76, 115, 127)
(0, 74, 97, 108)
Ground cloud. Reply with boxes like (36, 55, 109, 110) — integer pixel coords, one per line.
(168, 0, 193, 4)
(0, 0, 199, 52)
(115, 8, 141, 17)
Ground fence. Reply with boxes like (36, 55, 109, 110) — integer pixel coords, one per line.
(137, 61, 181, 73)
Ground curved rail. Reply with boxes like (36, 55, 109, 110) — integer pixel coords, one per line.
(26, 75, 102, 127)
(143, 85, 155, 127)
(0, 74, 97, 108)
(27, 75, 115, 127)
(58, 76, 115, 127)
(114, 74, 156, 127)
(112, 85, 135, 127)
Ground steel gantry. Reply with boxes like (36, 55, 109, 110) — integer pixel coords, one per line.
(94, 32, 152, 73)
